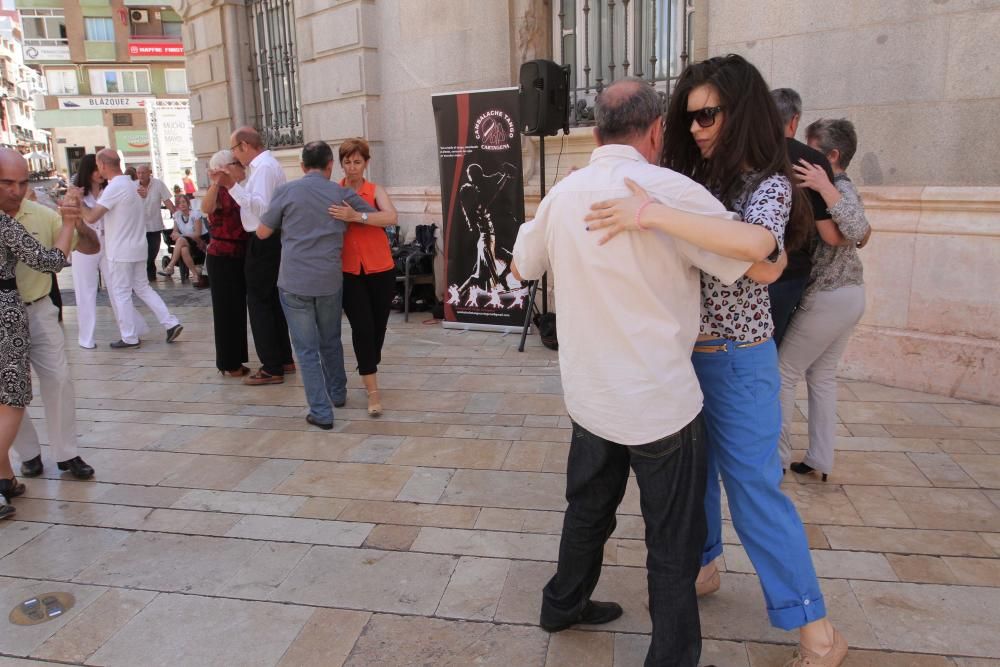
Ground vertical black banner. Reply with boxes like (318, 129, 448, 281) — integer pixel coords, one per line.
(432, 88, 527, 330)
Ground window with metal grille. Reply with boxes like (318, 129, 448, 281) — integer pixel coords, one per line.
(247, 0, 302, 147)
(113, 113, 132, 127)
(554, 0, 693, 126)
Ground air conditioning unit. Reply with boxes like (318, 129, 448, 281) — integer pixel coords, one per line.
(130, 9, 149, 23)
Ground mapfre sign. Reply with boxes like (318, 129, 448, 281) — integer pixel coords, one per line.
(58, 97, 153, 110)
(128, 42, 184, 57)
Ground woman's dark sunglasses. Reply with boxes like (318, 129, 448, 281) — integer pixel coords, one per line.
(688, 105, 724, 128)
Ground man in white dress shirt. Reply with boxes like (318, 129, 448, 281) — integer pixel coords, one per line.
(214, 126, 293, 385)
(81, 149, 182, 348)
(135, 164, 174, 282)
(512, 79, 751, 666)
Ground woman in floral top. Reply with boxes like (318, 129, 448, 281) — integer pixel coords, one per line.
(584, 55, 848, 667)
(779, 119, 869, 480)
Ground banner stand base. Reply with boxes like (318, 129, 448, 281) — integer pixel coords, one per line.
(442, 321, 530, 336)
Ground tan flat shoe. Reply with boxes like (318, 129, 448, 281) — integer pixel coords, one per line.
(367, 389, 382, 418)
(695, 567, 720, 597)
(784, 629, 848, 667)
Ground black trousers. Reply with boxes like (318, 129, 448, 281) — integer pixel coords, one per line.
(245, 233, 292, 375)
(342, 269, 396, 376)
(146, 231, 162, 281)
(768, 275, 808, 348)
(207, 253, 248, 372)
(541, 416, 708, 667)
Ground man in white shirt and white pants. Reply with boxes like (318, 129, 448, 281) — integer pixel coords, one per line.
(81, 149, 183, 348)
(512, 80, 750, 666)
(214, 126, 293, 385)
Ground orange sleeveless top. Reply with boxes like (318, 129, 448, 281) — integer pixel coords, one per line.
(341, 179, 394, 275)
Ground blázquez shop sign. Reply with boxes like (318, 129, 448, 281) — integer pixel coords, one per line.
(58, 97, 152, 110)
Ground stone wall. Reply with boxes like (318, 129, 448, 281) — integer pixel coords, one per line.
(704, 0, 1000, 187)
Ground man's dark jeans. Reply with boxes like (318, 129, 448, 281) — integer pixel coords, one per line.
(768, 275, 808, 348)
(146, 231, 162, 282)
(541, 416, 708, 667)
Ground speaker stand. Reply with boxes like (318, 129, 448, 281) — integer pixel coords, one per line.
(518, 134, 548, 353)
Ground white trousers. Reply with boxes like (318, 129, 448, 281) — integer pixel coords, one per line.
(11, 299, 78, 463)
(107, 260, 179, 344)
(73, 246, 148, 348)
(778, 284, 866, 474)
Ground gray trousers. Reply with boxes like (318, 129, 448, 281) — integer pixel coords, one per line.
(778, 285, 865, 474)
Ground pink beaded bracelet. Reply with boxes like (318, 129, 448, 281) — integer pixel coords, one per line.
(635, 198, 655, 230)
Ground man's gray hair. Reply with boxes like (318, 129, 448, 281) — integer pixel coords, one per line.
(594, 78, 663, 143)
(771, 88, 802, 125)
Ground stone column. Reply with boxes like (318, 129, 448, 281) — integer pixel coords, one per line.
(173, 0, 255, 182)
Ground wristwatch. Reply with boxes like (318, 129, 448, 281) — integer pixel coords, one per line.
(360, 212, 369, 224)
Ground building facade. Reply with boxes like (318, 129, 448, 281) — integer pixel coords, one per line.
(18, 0, 194, 188)
(0, 10, 52, 172)
(177, 0, 1000, 404)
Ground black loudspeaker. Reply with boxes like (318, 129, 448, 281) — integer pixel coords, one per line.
(518, 60, 571, 137)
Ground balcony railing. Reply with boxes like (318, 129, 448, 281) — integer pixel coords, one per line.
(556, 0, 694, 126)
(128, 34, 182, 41)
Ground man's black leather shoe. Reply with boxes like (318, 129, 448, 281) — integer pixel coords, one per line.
(540, 600, 623, 633)
(20, 455, 43, 478)
(57, 457, 95, 480)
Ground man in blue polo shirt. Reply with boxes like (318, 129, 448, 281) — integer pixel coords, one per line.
(257, 141, 375, 429)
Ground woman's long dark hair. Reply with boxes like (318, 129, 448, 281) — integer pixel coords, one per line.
(661, 54, 810, 250)
(73, 154, 105, 194)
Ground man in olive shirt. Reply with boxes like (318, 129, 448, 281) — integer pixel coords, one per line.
(0, 149, 100, 479)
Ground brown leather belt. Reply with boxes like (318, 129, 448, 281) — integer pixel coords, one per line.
(694, 337, 770, 353)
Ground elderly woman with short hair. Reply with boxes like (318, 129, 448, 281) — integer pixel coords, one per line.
(202, 149, 251, 376)
(778, 118, 870, 481)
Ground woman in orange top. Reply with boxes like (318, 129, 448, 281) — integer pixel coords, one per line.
(328, 138, 399, 417)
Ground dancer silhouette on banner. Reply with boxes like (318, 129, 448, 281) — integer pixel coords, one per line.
(457, 162, 520, 294)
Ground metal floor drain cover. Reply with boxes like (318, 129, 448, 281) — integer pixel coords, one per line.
(9, 592, 75, 626)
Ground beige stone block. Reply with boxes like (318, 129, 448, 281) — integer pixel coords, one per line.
(337, 499, 479, 528)
(707, 0, 852, 45)
(277, 608, 370, 667)
(272, 545, 456, 615)
(0, 525, 129, 580)
(363, 524, 420, 551)
(191, 123, 220, 155)
(275, 461, 416, 501)
(748, 642, 951, 667)
(343, 614, 548, 667)
(299, 54, 363, 105)
(840, 326, 1000, 408)
(75, 531, 260, 594)
(853, 581, 1000, 657)
(0, 521, 50, 558)
(853, 233, 913, 329)
(908, 452, 977, 487)
(88, 593, 312, 667)
(440, 469, 567, 511)
(886, 554, 959, 585)
(309, 4, 360, 55)
(189, 84, 231, 123)
(186, 50, 216, 87)
(810, 549, 898, 582)
(189, 9, 223, 50)
(823, 525, 994, 557)
(783, 483, 863, 525)
(938, 404, 1000, 429)
(919, 187, 1000, 237)
(411, 526, 559, 561)
(388, 436, 511, 469)
(436, 555, 510, 621)
(217, 541, 311, 600)
(909, 234, 1000, 340)
(225, 515, 373, 546)
(32, 588, 156, 663)
(890, 487, 1000, 532)
(545, 629, 614, 667)
(843, 485, 915, 528)
(770, 19, 948, 110)
(945, 10, 1000, 99)
(942, 556, 1000, 587)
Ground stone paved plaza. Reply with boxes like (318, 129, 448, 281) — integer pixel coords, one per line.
(1, 280, 999, 667)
